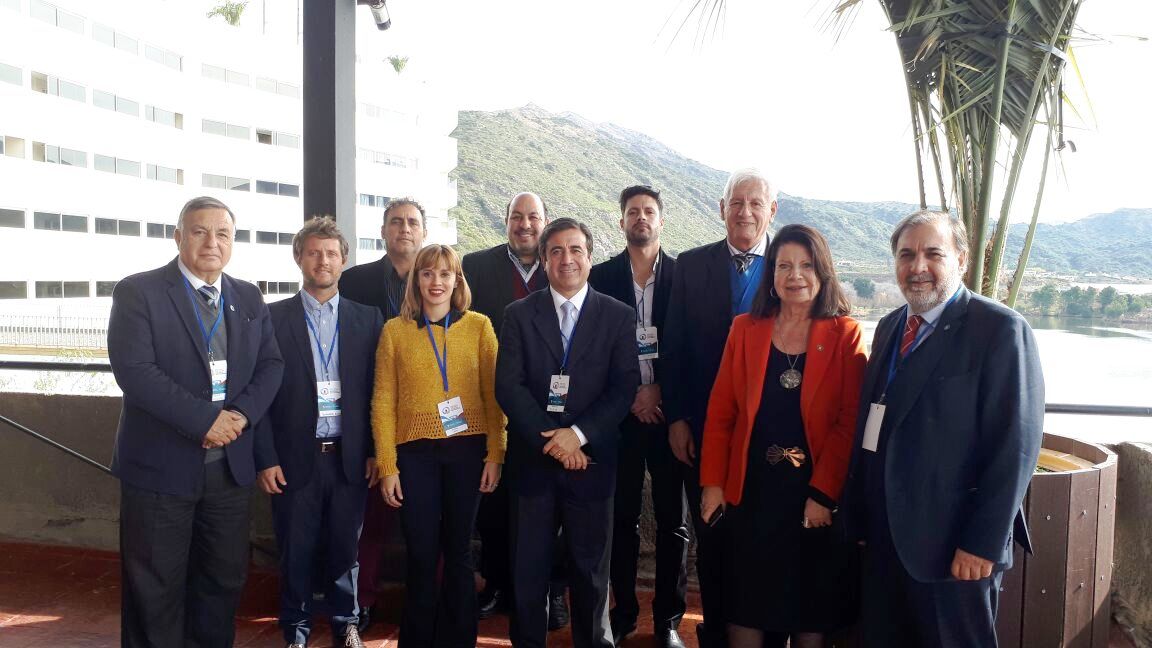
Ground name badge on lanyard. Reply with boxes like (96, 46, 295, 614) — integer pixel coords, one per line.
(318, 380, 342, 417)
(547, 374, 571, 413)
(637, 326, 658, 360)
(861, 403, 884, 452)
(210, 360, 228, 402)
(439, 396, 468, 436)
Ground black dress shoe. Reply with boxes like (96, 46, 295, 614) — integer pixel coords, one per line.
(656, 627, 686, 648)
(547, 593, 570, 630)
(356, 605, 373, 634)
(609, 615, 636, 646)
(478, 586, 505, 619)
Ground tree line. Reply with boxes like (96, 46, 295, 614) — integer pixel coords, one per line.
(1030, 285, 1149, 318)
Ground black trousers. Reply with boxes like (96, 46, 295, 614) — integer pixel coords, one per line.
(860, 528, 1002, 648)
(610, 415, 689, 628)
(510, 471, 614, 648)
(477, 477, 512, 590)
(682, 460, 729, 647)
(120, 458, 251, 648)
(396, 435, 486, 648)
(270, 444, 368, 644)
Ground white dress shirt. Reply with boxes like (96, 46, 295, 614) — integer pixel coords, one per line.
(549, 284, 590, 446)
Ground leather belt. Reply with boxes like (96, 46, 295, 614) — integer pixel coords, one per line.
(318, 438, 341, 453)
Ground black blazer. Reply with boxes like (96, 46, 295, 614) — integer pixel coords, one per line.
(254, 294, 384, 489)
(662, 239, 746, 439)
(588, 248, 675, 383)
(108, 258, 285, 497)
(339, 255, 404, 321)
(462, 243, 547, 337)
(843, 287, 1045, 582)
(495, 287, 640, 500)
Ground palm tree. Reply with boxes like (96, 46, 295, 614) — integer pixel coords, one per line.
(388, 55, 410, 74)
(206, 1, 248, 27)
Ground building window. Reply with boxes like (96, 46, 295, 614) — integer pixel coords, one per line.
(256, 129, 300, 148)
(2, 135, 25, 158)
(63, 281, 89, 298)
(145, 105, 183, 129)
(94, 218, 137, 236)
(0, 281, 27, 299)
(202, 64, 248, 86)
(33, 211, 85, 232)
(202, 119, 249, 140)
(277, 82, 300, 98)
(93, 90, 139, 117)
(0, 208, 25, 228)
(96, 281, 117, 297)
(32, 142, 87, 167)
(255, 231, 278, 245)
(61, 214, 86, 232)
(94, 154, 141, 177)
(257, 281, 301, 295)
(0, 61, 20, 86)
(234, 229, 250, 243)
(144, 44, 182, 71)
(31, 72, 86, 102)
(119, 220, 140, 236)
(278, 233, 293, 245)
(93, 24, 139, 54)
(34, 281, 91, 298)
(202, 173, 249, 191)
(30, 0, 84, 34)
(359, 193, 389, 208)
(358, 238, 375, 251)
(146, 222, 165, 238)
(147, 164, 182, 184)
(256, 181, 300, 197)
(95, 217, 117, 235)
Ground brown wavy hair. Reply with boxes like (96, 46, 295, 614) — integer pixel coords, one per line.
(749, 224, 851, 319)
(400, 244, 472, 321)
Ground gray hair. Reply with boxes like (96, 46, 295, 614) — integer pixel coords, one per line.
(177, 196, 235, 229)
(889, 209, 969, 258)
(383, 197, 427, 230)
(723, 168, 777, 205)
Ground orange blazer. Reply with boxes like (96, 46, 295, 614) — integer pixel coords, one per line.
(700, 314, 867, 506)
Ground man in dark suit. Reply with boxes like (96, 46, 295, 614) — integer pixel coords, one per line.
(496, 217, 640, 648)
(662, 169, 777, 648)
(589, 186, 687, 648)
(843, 210, 1044, 647)
(255, 217, 384, 648)
(337, 197, 426, 624)
(108, 196, 284, 647)
(462, 192, 551, 619)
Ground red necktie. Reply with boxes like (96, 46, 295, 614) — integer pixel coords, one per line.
(900, 315, 923, 358)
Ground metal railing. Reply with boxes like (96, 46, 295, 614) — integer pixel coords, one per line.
(0, 314, 110, 350)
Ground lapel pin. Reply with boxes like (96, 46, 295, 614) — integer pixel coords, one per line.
(229, 304, 235, 312)
(943, 324, 950, 331)
(816, 345, 824, 352)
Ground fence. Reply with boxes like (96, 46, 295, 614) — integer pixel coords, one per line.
(0, 314, 110, 349)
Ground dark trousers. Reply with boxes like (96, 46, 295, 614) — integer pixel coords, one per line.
(610, 415, 689, 628)
(356, 483, 399, 609)
(509, 471, 614, 648)
(120, 459, 251, 648)
(683, 460, 728, 647)
(861, 528, 1002, 648)
(396, 435, 486, 648)
(477, 478, 512, 590)
(270, 445, 368, 644)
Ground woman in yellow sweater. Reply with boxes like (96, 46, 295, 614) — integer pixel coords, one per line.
(372, 244, 506, 648)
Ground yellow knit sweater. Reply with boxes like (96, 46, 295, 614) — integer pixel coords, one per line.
(372, 310, 507, 475)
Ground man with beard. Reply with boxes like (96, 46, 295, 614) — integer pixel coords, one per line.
(256, 216, 384, 648)
(462, 192, 559, 621)
(842, 210, 1044, 647)
(589, 186, 687, 648)
(339, 197, 428, 628)
(662, 169, 777, 648)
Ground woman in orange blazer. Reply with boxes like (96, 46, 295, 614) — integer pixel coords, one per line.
(700, 224, 867, 648)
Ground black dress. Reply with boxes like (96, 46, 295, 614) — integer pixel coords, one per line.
(722, 346, 857, 633)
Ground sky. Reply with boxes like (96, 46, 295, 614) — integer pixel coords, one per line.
(247, 0, 1150, 223)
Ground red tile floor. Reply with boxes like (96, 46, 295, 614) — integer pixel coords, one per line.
(0, 542, 703, 647)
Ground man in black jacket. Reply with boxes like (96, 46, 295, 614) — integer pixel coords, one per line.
(589, 186, 687, 648)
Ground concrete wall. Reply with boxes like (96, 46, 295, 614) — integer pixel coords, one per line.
(1111, 442, 1152, 646)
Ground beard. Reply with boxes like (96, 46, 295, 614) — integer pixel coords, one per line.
(902, 267, 962, 313)
(508, 234, 538, 259)
(625, 226, 655, 247)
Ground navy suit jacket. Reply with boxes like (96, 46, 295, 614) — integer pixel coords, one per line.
(843, 287, 1045, 582)
(662, 240, 744, 440)
(254, 294, 384, 489)
(588, 248, 675, 384)
(495, 287, 640, 500)
(108, 257, 284, 497)
(339, 255, 403, 321)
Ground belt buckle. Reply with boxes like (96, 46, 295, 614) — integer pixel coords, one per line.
(320, 440, 337, 453)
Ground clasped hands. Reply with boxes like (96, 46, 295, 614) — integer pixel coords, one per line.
(203, 409, 247, 449)
(541, 427, 588, 470)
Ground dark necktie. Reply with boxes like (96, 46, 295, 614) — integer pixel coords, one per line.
(198, 285, 219, 310)
(900, 314, 924, 358)
(732, 253, 754, 274)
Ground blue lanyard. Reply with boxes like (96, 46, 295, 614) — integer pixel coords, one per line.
(183, 278, 224, 360)
(883, 289, 961, 392)
(424, 312, 451, 393)
(304, 308, 340, 379)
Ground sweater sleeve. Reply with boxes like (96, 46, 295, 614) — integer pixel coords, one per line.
(477, 316, 507, 464)
(372, 320, 401, 475)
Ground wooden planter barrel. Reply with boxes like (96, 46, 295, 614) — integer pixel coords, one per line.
(997, 433, 1118, 648)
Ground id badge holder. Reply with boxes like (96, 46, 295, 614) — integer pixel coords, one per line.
(862, 403, 885, 452)
(317, 380, 342, 417)
(547, 374, 570, 413)
(209, 360, 228, 402)
(637, 326, 659, 360)
(439, 396, 468, 436)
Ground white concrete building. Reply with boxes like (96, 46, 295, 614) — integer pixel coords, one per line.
(0, 0, 458, 315)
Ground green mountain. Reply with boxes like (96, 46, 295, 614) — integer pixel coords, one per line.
(449, 105, 1152, 279)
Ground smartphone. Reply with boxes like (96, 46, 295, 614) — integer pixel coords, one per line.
(707, 508, 724, 527)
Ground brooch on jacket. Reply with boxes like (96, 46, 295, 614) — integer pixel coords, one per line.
(766, 445, 807, 468)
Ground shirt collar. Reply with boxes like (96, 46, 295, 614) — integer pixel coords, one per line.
(506, 244, 540, 273)
(550, 283, 590, 313)
(628, 249, 660, 286)
(416, 309, 463, 329)
(726, 236, 768, 257)
(177, 258, 223, 293)
(300, 289, 340, 313)
(911, 284, 962, 327)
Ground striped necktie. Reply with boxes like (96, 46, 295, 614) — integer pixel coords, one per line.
(900, 314, 923, 358)
(198, 285, 219, 310)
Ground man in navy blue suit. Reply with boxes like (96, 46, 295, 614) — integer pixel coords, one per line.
(108, 196, 284, 647)
(496, 217, 640, 648)
(844, 210, 1044, 647)
(255, 216, 384, 648)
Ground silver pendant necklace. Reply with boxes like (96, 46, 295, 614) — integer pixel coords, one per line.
(779, 352, 802, 389)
